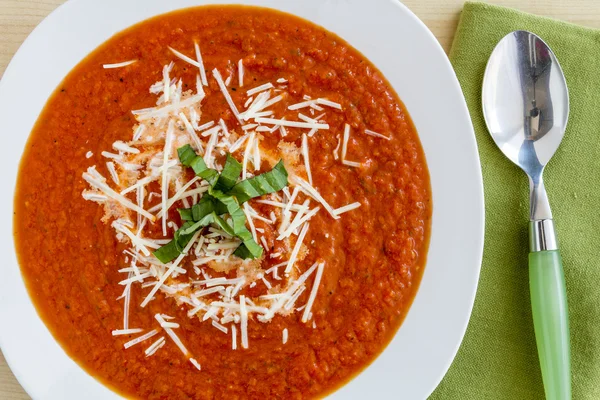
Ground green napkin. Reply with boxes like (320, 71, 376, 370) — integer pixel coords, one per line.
(430, 2, 600, 399)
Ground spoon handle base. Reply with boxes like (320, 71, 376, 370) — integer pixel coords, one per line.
(529, 249, 571, 400)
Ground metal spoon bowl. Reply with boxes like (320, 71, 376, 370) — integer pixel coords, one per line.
(483, 30, 569, 222)
(482, 30, 571, 400)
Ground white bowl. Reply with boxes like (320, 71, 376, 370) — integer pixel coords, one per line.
(0, 0, 484, 398)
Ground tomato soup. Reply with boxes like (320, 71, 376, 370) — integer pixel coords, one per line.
(14, 6, 431, 399)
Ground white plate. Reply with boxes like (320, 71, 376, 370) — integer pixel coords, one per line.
(0, 0, 484, 398)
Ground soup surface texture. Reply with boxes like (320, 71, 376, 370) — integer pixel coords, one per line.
(15, 5, 431, 399)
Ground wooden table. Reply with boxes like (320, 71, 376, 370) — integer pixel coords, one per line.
(1, 0, 599, 398)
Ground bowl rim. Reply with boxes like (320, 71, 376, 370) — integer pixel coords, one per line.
(0, 1, 484, 399)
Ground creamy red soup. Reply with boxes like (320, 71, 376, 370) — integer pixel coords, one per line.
(14, 5, 431, 399)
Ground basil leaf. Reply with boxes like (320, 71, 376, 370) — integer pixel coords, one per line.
(228, 160, 288, 203)
(175, 221, 197, 248)
(153, 240, 180, 263)
(177, 144, 197, 166)
(233, 243, 252, 259)
(192, 196, 216, 221)
(177, 145, 219, 185)
(234, 226, 263, 257)
(236, 239, 263, 258)
(191, 158, 218, 185)
(188, 154, 207, 173)
(180, 211, 235, 237)
(178, 208, 193, 221)
(207, 213, 236, 237)
(213, 153, 242, 192)
(210, 191, 246, 234)
(161, 151, 288, 263)
(153, 221, 197, 263)
(211, 190, 263, 259)
(227, 180, 261, 204)
(190, 195, 228, 221)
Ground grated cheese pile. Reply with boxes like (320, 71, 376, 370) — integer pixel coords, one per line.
(85, 44, 388, 368)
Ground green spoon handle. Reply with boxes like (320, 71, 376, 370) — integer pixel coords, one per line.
(529, 249, 571, 400)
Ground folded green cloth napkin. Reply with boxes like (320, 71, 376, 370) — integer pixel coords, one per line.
(430, 2, 600, 399)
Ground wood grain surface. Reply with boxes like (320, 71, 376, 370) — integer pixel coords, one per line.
(1, 0, 599, 398)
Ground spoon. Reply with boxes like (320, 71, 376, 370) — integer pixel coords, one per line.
(482, 30, 571, 400)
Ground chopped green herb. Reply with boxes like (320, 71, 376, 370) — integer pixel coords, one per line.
(154, 149, 288, 263)
(211, 190, 263, 259)
(177, 144, 197, 166)
(153, 241, 180, 264)
(178, 144, 219, 185)
(178, 208, 193, 221)
(192, 196, 217, 221)
(233, 243, 253, 259)
(213, 153, 242, 192)
(179, 212, 234, 236)
(235, 238, 263, 259)
(153, 221, 197, 263)
(191, 159, 218, 185)
(227, 160, 288, 204)
(228, 160, 288, 204)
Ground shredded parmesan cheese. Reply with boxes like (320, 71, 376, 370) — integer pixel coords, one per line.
(83, 168, 155, 221)
(103, 60, 137, 69)
(291, 176, 339, 219)
(240, 295, 249, 349)
(211, 320, 228, 334)
(112, 328, 143, 336)
(212, 68, 241, 123)
(365, 129, 391, 140)
(197, 120, 214, 131)
(256, 118, 329, 130)
(189, 358, 202, 371)
(140, 229, 202, 307)
(334, 202, 362, 216)
(238, 59, 244, 87)
(333, 136, 341, 160)
(301, 133, 312, 185)
(155, 314, 189, 356)
(247, 82, 274, 96)
(106, 161, 119, 185)
(124, 329, 159, 349)
(341, 124, 361, 167)
(342, 160, 361, 168)
(316, 98, 342, 110)
(284, 223, 310, 274)
(179, 113, 204, 152)
(342, 124, 350, 160)
(231, 325, 237, 350)
(242, 132, 254, 180)
(194, 42, 208, 86)
(169, 46, 202, 69)
(302, 262, 325, 322)
(278, 206, 320, 240)
(144, 336, 166, 357)
(288, 100, 315, 110)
